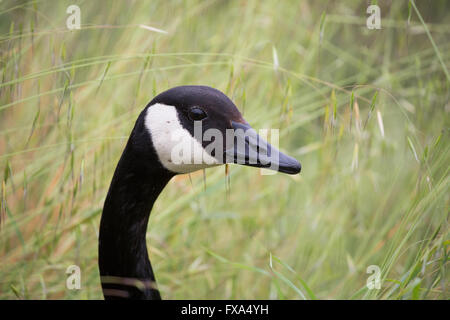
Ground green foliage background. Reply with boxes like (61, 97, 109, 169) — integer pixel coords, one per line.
(0, 0, 448, 299)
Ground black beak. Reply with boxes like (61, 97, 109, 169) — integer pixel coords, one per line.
(224, 121, 301, 175)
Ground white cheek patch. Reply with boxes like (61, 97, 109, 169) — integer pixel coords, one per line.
(144, 103, 219, 174)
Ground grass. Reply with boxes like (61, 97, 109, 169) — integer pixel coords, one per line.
(0, 0, 448, 299)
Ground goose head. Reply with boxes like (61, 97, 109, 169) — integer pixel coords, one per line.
(133, 85, 301, 175)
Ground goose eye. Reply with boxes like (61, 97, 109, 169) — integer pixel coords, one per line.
(188, 107, 207, 121)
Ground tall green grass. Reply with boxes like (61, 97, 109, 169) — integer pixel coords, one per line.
(0, 0, 448, 299)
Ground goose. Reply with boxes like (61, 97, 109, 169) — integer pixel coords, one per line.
(99, 85, 301, 300)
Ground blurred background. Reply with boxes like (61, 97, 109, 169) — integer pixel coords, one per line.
(0, 0, 448, 299)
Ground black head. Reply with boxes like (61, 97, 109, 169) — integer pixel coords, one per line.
(134, 85, 301, 175)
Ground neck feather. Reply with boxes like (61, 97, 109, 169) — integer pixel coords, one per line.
(99, 141, 173, 300)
